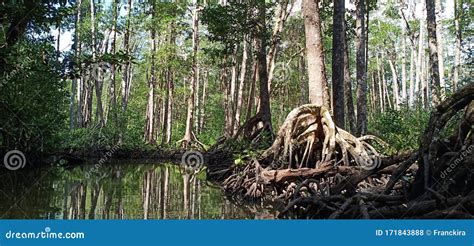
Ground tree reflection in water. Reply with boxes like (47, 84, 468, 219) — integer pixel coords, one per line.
(0, 162, 255, 219)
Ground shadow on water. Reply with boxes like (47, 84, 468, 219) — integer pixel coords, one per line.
(0, 162, 261, 219)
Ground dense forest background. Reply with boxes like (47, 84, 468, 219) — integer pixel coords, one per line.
(0, 0, 472, 162)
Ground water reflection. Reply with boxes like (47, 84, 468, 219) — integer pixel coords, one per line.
(0, 162, 253, 219)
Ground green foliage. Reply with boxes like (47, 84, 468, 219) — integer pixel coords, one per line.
(369, 107, 430, 151)
(0, 39, 67, 153)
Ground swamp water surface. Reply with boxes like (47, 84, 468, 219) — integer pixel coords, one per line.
(0, 162, 264, 219)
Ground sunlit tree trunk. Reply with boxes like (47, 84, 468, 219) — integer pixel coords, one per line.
(198, 70, 208, 133)
(303, 0, 328, 107)
(425, 0, 441, 106)
(408, 44, 415, 107)
(415, 12, 424, 103)
(376, 55, 384, 112)
(182, 5, 201, 146)
(388, 56, 400, 110)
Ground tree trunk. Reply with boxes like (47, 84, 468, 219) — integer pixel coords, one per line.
(331, 0, 345, 128)
(415, 21, 424, 104)
(267, 0, 291, 92)
(388, 56, 400, 110)
(182, 5, 200, 146)
(199, 70, 208, 131)
(303, 0, 328, 107)
(234, 37, 248, 135)
(70, 0, 81, 129)
(298, 52, 307, 105)
(145, 5, 156, 143)
(344, 35, 356, 133)
(425, 0, 441, 106)
(163, 22, 175, 145)
(121, 0, 132, 112)
(90, 0, 104, 127)
(400, 13, 407, 102)
(255, 1, 272, 133)
(225, 48, 238, 137)
(108, 0, 119, 126)
(435, 0, 445, 97)
(408, 43, 415, 107)
(453, 0, 462, 92)
(376, 55, 384, 112)
(246, 57, 257, 122)
(356, 0, 367, 136)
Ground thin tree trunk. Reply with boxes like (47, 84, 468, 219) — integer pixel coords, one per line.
(376, 55, 384, 112)
(225, 47, 238, 137)
(356, 0, 367, 135)
(415, 13, 424, 103)
(145, 4, 156, 143)
(332, 0, 345, 127)
(108, 0, 119, 127)
(182, 5, 200, 146)
(245, 58, 257, 122)
(408, 43, 415, 107)
(303, 0, 328, 107)
(70, 0, 81, 129)
(344, 36, 356, 133)
(199, 70, 208, 131)
(163, 22, 175, 145)
(425, 0, 441, 106)
(90, 0, 104, 127)
(388, 57, 400, 110)
(400, 13, 407, 102)
(453, 0, 462, 92)
(267, 0, 292, 91)
(234, 37, 248, 135)
(121, 0, 132, 112)
(435, 0, 445, 97)
(255, 1, 272, 132)
(299, 52, 308, 105)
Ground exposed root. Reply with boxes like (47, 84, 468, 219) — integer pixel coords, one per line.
(214, 84, 474, 219)
(222, 105, 389, 200)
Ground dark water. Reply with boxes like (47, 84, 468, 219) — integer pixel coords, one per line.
(0, 162, 259, 219)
